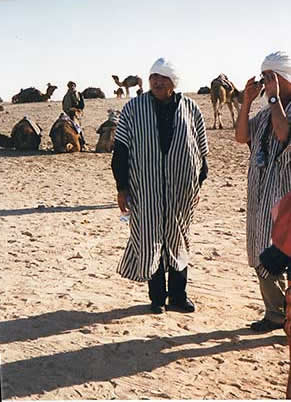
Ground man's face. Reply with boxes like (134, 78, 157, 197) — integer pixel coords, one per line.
(69, 83, 76, 91)
(262, 69, 288, 91)
(149, 73, 174, 101)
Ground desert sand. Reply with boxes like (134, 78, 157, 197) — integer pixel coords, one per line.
(0, 93, 288, 400)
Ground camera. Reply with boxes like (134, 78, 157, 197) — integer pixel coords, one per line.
(254, 77, 264, 85)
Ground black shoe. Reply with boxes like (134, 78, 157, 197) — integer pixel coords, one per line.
(250, 318, 284, 332)
(168, 297, 195, 313)
(150, 303, 165, 314)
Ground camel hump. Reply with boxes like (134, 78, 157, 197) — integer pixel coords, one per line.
(18, 116, 42, 136)
(13, 87, 42, 103)
(125, 75, 139, 86)
(82, 87, 105, 99)
(211, 74, 234, 91)
(22, 87, 42, 97)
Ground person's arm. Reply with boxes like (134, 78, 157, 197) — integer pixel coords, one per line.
(235, 77, 262, 144)
(111, 140, 130, 213)
(111, 140, 129, 192)
(199, 157, 208, 187)
(62, 92, 69, 114)
(111, 103, 132, 213)
(264, 71, 289, 143)
(78, 92, 85, 110)
(194, 103, 208, 157)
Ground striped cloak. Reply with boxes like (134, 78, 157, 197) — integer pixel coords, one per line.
(247, 102, 291, 268)
(115, 92, 208, 282)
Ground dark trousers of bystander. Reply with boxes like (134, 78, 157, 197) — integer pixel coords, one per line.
(148, 258, 187, 306)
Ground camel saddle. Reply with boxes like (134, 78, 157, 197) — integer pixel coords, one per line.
(212, 74, 234, 91)
(50, 113, 82, 137)
(18, 116, 42, 136)
(125, 75, 139, 86)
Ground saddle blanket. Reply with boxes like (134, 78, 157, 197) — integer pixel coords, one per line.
(60, 113, 82, 134)
(23, 116, 42, 135)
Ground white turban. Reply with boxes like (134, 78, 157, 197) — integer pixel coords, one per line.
(261, 51, 291, 83)
(149, 57, 179, 88)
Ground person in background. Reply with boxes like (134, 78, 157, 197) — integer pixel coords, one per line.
(111, 57, 208, 314)
(255, 191, 291, 398)
(62, 81, 86, 149)
(62, 81, 84, 114)
(235, 50, 291, 332)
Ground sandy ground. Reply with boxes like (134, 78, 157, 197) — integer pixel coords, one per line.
(0, 93, 288, 400)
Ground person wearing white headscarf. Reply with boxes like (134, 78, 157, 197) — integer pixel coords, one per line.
(235, 50, 291, 332)
(261, 50, 291, 83)
(111, 57, 209, 314)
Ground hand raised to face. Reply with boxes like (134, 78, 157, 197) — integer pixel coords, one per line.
(243, 76, 263, 105)
(262, 70, 280, 98)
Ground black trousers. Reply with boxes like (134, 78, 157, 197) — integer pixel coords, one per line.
(148, 258, 187, 306)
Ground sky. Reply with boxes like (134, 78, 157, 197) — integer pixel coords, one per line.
(0, 0, 291, 102)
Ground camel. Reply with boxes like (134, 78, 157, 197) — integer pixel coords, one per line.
(12, 83, 57, 104)
(82, 87, 105, 99)
(114, 88, 124, 99)
(210, 74, 244, 129)
(112, 75, 143, 97)
(49, 108, 83, 153)
(197, 86, 210, 94)
(95, 109, 120, 153)
(0, 116, 42, 150)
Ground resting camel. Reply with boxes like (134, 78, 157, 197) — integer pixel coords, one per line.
(49, 108, 83, 153)
(82, 87, 105, 99)
(210, 74, 244, 129)
(95, 109, 120, 153)
(112, 75, 143, 97)
(0, 116, 42, 150)
(197, 86, 210, 94)
(114, 88, 124, 99)
(12, 83, 57, 104)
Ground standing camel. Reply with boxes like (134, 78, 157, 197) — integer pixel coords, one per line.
(114, 88, 124, 99)
(210, 74, 244, 129)
(112, 75, 143, 97)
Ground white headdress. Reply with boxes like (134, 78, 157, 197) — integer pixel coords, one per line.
(261, 51, 291, 83)
(149, 57, 179, 88)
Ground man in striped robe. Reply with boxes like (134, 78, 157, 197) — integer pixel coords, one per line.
(235, 51, 291, 332)
(111, 58, 209, 314)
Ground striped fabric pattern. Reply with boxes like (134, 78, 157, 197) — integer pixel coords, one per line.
(115, 92, 208, 281)
(247, 102, 291, 268)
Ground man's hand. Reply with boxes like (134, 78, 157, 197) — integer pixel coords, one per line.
(263, 71, 280, 99)
(243, 76, 263, 105)
(117, 190, 130, 213)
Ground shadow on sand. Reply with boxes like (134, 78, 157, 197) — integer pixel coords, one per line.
(0, 203, 118, 217)
(1, 307, 286, 399)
